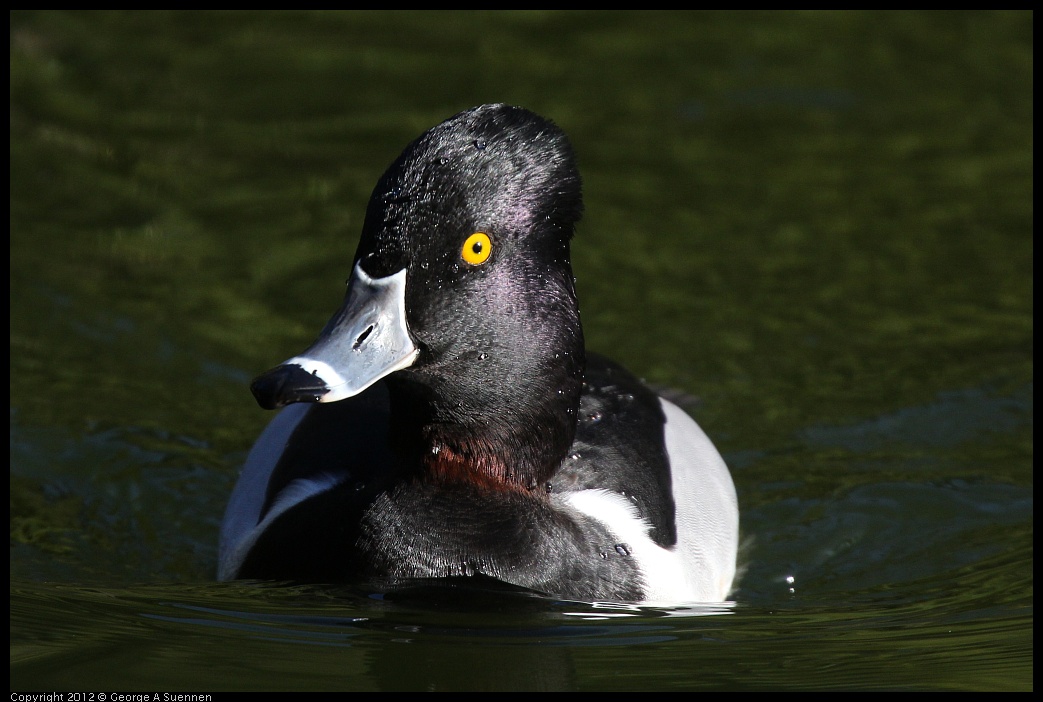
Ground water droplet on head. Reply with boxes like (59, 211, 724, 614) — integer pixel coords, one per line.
(473, 139, 487, 150)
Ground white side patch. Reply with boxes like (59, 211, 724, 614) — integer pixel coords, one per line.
(218, 472, 346, 581)
(219, 404, 310, 557)
(563, 488, 693, 604)
(562, 399, 739, 605)
(217, 403, 345, 581)
(659, 398, 739, 602)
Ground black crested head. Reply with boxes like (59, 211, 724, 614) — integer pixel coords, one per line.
(356, 104, 583, 279)
(350, 105, 588, 490)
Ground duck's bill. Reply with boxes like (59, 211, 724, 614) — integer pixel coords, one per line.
(250, 264, 418, 410)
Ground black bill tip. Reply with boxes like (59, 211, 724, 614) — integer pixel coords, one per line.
(250, 364, 330, 410)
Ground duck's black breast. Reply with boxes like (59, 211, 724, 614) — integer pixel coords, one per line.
(229, 375, 649, 600)
(352, 475, 644, 601)
(549, 352, 677, 547)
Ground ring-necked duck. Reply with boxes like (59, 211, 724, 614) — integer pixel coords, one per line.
(218, 104, 738, 603)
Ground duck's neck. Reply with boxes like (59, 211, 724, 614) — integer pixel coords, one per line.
(385, 350, 584, 492)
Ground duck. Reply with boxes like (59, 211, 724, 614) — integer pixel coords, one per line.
(218, 104, 739, 604)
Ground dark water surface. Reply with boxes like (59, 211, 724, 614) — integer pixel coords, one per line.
(11, 11, 1032, 691)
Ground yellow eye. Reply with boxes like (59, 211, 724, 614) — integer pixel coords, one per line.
(461, 232, 492, 265)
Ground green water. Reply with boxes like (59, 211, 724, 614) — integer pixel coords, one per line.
(10, 11, 1032, 690)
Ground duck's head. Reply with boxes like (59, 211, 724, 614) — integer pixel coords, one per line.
(251, 104, 586, 489)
